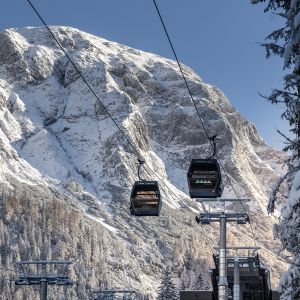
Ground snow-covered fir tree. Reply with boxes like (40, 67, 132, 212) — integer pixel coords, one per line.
(0, 24, 290, 299)
(192, 272, 210, 290)
(251, 0, 300, 298)
(180, 280, 186, 291)
(157, 267, 178, 300)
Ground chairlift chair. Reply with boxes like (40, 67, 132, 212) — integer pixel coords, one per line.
(130, 181, 161, 216)
(187, 158, 223, 198)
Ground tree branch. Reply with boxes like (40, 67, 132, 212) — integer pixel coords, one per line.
(267, 172, 288, 213)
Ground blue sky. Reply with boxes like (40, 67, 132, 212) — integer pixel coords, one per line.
(1, 0, 290, 149)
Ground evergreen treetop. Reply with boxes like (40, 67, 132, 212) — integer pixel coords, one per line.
(157, 267, 178, 300)
(252, 0, 300, 298)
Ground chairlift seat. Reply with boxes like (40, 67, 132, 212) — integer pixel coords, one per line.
(130, 181, 161, 216)
(187, 158, 223, 198)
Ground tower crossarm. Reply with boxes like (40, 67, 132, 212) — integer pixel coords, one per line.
(196, 212, 249, 225)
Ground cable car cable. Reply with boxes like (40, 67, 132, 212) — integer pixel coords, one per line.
(151, 0, 258, 248)
(151, 0, 213, 149)
(151, 0, 239, 201)
(26, 0, 213, 219)
(26, 0, 143, 163)
(26, 0, 212, 224)
(151, 0, 240, 199)
(25, 0, 179, 206)
(25, 0, 218, 252)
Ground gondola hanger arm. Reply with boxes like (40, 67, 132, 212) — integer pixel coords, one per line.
(208, 134, 218, 159)
(137, 159, 145, 181)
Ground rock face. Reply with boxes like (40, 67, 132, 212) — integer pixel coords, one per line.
(0, 26, 287, 299)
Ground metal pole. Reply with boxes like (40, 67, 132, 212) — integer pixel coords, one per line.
(218, 213, 228, 300)
(233, 257, 240, 300)
(297, 77, 300, 158)
(40, 279, 48, 300)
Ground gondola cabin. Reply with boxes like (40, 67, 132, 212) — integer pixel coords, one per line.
(130, 181, 161, 216)
(187, 159, 223, 198)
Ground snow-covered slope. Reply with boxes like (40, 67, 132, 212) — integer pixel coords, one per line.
(0, 26, 287, 299)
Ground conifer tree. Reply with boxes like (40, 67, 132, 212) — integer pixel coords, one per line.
(157, 267, 178, 300)
(192, 272, 210, 290)
(180, 264, 191, 289)
(252, 0, 300, 298)
(180, 280, 186, 291)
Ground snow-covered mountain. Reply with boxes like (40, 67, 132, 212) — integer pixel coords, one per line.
(0, 26, 288, 299)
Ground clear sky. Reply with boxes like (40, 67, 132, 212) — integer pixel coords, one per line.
(1, 0, 290, 150)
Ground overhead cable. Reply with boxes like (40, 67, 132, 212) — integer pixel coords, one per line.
(26, 0, 215, 252)
(151, 0, 258, 248)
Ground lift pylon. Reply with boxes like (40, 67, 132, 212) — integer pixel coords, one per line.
(15, 261, 73, 300)
(196, 199, 250, 300)
(210, 246, 276, 300)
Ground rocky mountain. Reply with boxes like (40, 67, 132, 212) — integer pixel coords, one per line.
(0, 26, 288, 299)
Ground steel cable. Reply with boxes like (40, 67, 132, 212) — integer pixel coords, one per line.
(26, 0, 215, 252)
(151, 0, 258, 248)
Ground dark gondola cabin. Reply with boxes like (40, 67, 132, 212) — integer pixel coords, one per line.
(187, 158, 223, 198)
(130, 181, 161, 216)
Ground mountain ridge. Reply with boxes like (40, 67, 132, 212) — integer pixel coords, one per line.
(0, 26, 287, 299)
